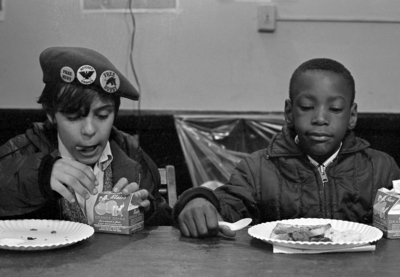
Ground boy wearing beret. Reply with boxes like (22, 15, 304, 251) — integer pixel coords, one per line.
(0, 47, 172, 226)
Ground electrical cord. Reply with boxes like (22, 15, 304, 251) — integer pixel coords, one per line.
(127, 0, 142, 143)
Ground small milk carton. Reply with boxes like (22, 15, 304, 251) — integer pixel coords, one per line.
(93, 191, 144, 235)
(373, 187, 400, 239)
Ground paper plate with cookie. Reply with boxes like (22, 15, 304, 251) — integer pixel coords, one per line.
(248, 218, 383, 250)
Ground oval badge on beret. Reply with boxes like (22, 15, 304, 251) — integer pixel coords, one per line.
(60, 66, 75, 83)
(77, 65, 96, 85)
(100, 70, 120, 93)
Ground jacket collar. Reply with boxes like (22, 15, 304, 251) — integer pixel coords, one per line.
(109, 140, 141, 185)
(27, 120, 58, 154)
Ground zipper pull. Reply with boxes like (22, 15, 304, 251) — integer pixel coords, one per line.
(319, 165, 329, 183)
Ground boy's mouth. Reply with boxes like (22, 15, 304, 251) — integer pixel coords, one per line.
(309, 136, 330, 142)
(76, 145, 99, 154)
(307, 132, 331, 142)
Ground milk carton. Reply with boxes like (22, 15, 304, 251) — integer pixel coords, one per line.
(93, 192, 144, 235)
(373, 187, 400, 239)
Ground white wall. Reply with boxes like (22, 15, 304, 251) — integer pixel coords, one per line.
(0, 0, 400, 113)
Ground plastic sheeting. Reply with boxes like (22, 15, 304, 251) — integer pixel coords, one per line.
(174, 114, 285, 187)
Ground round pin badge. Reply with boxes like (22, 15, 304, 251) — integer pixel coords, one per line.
(100, 70, 120, 93)
(60, 66, 75, 83)
(77, 65, 96, 85)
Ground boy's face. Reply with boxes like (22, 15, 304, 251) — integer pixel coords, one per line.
(50, 96, 115, 166)
(284, 70, 357, 163)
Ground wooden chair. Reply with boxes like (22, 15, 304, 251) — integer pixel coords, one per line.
(158, 165, 178, 208)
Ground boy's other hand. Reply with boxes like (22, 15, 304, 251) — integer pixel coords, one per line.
(113, 178, 150, 211)
(50, 158, 98, 203)
(178, 198, 236, 238)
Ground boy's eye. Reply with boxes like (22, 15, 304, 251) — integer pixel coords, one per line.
(299, 105, 313, 111)
(97, 113, 110, 120)
(330, 107, 343, 113)
(66, 114, 82, 121)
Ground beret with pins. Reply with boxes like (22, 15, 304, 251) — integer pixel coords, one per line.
(39, 46, 139, 101)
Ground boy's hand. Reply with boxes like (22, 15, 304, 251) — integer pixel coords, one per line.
(112, 178, 150, 211)
(50, 158, 98, 203)
(178, 198, 236, 238)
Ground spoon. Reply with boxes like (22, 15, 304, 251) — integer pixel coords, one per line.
(218, 218, 252, 231)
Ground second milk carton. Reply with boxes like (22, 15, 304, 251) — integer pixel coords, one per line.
(373, 187, 400, 239)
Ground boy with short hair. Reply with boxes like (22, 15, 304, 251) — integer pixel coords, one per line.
(0, 46, 172, 226)
(173, 58, 400, 238)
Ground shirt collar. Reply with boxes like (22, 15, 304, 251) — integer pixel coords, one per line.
(58, 135, 113, 171)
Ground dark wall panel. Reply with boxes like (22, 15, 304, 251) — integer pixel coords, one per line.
(1, 109, 400, 196)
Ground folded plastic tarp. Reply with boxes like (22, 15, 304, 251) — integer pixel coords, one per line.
(174, 114, 285, 187)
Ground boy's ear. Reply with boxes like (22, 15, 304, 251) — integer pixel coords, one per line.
(284, 99, 294, 126)
(348, 102, 358, 130)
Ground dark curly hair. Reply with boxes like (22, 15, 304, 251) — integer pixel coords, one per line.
(289, 58, 355, 104)
(37, 82, 121, 119)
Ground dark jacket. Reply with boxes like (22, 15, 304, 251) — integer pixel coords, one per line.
(0, 121, 172, 226)
(173, 124, 400, 225)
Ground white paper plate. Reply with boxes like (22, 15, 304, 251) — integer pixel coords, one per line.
(248, 218, 383, 250)
(0, 219, 94, 251)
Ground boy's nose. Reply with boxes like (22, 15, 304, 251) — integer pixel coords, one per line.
(82, 118, 96, 136)
(312, 109, 329, 125)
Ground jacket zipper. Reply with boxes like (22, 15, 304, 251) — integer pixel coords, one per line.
(318, 165, 329, 184)
(307, 147, 340, 218)
(309, 160, 329, 185)
(311, 163, 332, 218)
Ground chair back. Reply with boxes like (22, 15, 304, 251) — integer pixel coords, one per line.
(159, 165, 177, 207)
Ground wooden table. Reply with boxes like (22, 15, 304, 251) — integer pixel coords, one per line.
(0, 226, 399, 277)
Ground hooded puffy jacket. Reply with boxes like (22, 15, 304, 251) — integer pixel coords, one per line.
(0, 121, 172, 226)
(174, 124, 400, 225)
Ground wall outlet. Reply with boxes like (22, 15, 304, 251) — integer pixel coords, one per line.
(257, 5, 276, 33)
